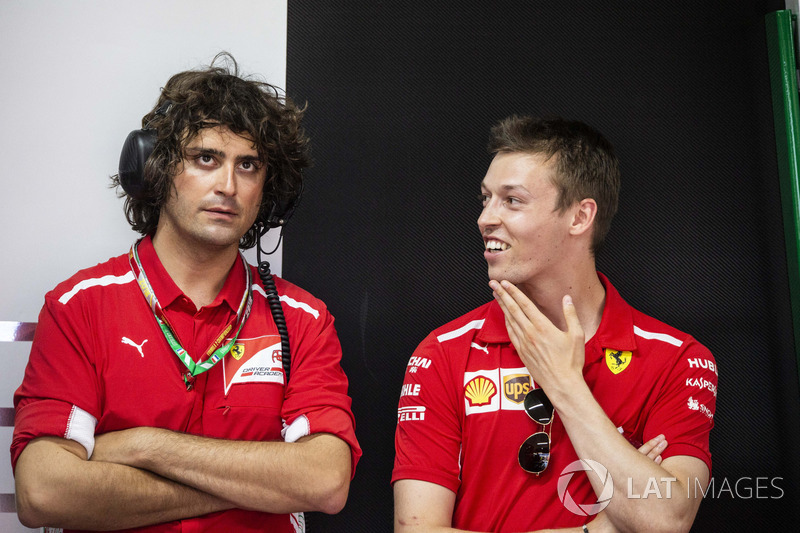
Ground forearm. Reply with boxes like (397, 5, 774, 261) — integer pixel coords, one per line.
(94, 428, 351, 515)
(395, 525, 482, 533)
(394, 480, 479, 533)
(533, 512, 624, 533)
(550, 380, 701, 533)
(15, 436, 232, 530)
(395, 479, 628, 533)
(394, 479, 585, 533)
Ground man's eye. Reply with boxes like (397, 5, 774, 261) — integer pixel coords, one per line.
(478, 193, 489, 205)
(240, 161, 262, 173)
(197, 154, 214, 165)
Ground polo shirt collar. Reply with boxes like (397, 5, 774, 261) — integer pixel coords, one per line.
(476, 300, 512, 344)
(590, 272, 636, 359)
(475, 272, 637, 361)
(136, 235, 245, 312)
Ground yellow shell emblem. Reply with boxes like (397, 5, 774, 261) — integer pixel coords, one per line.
(605, 349, 632, 375)
(231, 344, 245, 360)
(465, 376, 497, 406)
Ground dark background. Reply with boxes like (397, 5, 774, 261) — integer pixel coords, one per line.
(285, 2, 799, 530)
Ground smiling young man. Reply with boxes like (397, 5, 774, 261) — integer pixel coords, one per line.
(11, 55, 360, 532)
(393, 116, 717, 532)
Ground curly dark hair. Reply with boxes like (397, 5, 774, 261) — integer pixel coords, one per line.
(112, 52, 310, 249)
(488, 115, 620, 254)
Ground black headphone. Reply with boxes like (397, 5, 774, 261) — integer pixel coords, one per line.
(118, 100, 301, 230)
(118, 101, 170, 201)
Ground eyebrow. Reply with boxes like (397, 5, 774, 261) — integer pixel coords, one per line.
(480, 181, 531, 194)
(184, 146, 262, 164)
(185, 146, 222, 156)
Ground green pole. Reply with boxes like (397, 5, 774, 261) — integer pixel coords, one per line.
(766, 10, 800, 384)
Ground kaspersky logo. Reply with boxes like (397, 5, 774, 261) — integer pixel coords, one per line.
(558, 460, 614, 515)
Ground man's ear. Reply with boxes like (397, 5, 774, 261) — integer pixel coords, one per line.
(569, 198, 597, 236)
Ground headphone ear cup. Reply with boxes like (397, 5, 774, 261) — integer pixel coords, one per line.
(119, 128, 157, 199)
(264, 191, 302, 229)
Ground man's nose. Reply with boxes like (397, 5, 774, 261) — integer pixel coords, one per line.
(478, 200, 500, 231)
(215, 164, 237, 196)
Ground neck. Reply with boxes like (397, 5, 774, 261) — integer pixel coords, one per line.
(517, 262, 606, 341)
(151, 232, 240, 309)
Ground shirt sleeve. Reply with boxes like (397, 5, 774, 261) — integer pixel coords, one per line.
(11, 292, 101, 471)
(643, 338, 717, 475)
(278, 290, 362, 478)
(392, 333, 463, 493)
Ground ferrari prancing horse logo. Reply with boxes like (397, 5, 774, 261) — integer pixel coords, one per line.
(605, 349, 632, 375)
(231, 344, 245, 360)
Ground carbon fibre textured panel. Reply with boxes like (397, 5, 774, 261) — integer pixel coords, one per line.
(287, 2, 795, 530)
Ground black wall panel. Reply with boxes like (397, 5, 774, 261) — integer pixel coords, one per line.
(286, 2, 797, 530)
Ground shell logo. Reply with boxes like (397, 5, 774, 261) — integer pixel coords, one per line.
(464, 376, 497, 406)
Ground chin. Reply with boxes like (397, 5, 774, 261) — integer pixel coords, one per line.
(487, 268, 526, 286)
(191, 233, 241, 249)
(486, 267, 506, 282)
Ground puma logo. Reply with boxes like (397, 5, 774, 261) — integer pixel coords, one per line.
(470, 343, 489, 354)
(122, 337, 148, 357)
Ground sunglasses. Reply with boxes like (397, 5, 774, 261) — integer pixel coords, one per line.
(518, 387, 554, 474)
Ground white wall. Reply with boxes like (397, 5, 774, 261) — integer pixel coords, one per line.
(0, 1, 287, 530)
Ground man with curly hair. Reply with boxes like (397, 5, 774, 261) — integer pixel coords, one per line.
(11, 54, 360, 533)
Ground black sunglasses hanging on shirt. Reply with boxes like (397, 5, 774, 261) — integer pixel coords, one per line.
(518, 387, 554, 475)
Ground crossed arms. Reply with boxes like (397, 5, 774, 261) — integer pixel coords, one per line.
(394, 435, 689, 533)
(15, 428, 351, 530)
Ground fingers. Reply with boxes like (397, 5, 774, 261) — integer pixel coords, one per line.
(491, 282, 535, 348)
(490, 280, 582, 337)
(561, 295, 583, 340)
(637, 434, 667, 465)
(490, 280, 538, 327)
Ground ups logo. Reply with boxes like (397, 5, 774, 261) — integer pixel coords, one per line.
(503, 374, 532, 404)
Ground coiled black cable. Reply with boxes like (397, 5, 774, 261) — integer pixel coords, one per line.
(256, 224, 291, 383)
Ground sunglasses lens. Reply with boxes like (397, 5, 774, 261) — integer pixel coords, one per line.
(523, 388, 554, 425)
(518, 432, 550, 473)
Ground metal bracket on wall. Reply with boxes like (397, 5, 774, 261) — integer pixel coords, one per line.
(766, 10, 800, 388)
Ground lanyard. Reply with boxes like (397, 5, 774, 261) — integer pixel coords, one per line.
(128, 241, 253, 378)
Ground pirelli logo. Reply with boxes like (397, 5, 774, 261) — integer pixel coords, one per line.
(398, 406, 426, 422)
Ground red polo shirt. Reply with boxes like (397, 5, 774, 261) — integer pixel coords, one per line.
(13, 236, 360, 532)
(393, 273, 716, 531)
